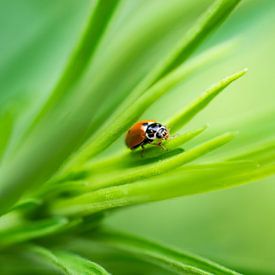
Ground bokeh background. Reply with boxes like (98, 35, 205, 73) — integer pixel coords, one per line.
(0, 0, 274, 273)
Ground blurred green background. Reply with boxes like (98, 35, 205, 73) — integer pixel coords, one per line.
(0, 0, 274, 274)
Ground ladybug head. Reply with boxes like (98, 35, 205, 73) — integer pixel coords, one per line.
(145, 122, 169, 141)
(156, 125, 169, 140)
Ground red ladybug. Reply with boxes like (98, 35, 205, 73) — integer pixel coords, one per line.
(125, 120, 170, 150)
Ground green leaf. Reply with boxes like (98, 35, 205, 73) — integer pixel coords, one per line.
(155, 0, 241, 79)
(83, 132, 235, 191)
(61, 0, 242, 168)
(65, 41, 234, 168)
(229, 139, 275, 165)
(0, 217, 68, 246)
(0, 0, 243, 216)
(92, 229, 240, 275)
(28, 0, 121, 132)
(166, 69, 247, 133)
(26, 245, 110, 275)
(50, 160, 275, 217)
(10, 198, 42, 212)
(103, 0, 242, 119)
(81, 0, 241, 143)
(50, 134, 240, 216)
(0, 0, 121, 216)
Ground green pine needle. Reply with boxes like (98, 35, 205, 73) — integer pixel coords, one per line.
(0, 0, 274, 274)
(25, 245, 110, 275)
(65, 42, 236, 168)
(84, 132, 235, 191)
(92, 229, 241, 275)
(166, 69, 247, 132)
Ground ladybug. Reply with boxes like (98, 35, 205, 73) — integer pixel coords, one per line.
(125, 120, 170, 150)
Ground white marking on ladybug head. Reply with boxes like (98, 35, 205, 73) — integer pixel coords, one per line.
(156, 125, 169, 139)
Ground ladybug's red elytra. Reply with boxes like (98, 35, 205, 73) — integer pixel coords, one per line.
(125, 120, 170, 150)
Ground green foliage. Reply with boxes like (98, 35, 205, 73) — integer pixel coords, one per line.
(0, 110, 14, 161)
(26, 245, 110, 275)
(92, 229, 240, 275)
(28, 0, 121, 131)
(0, 0, 274, 274)
(0, 217, 69, 247)
(67, 0, 242, 166)
(50, 159, 274, 217)
(166, 69, 247, 133)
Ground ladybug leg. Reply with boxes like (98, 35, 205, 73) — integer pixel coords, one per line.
(157, 141, 167, 151)
(151, 140, 167, 151)
(140, 144, 145, 157)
